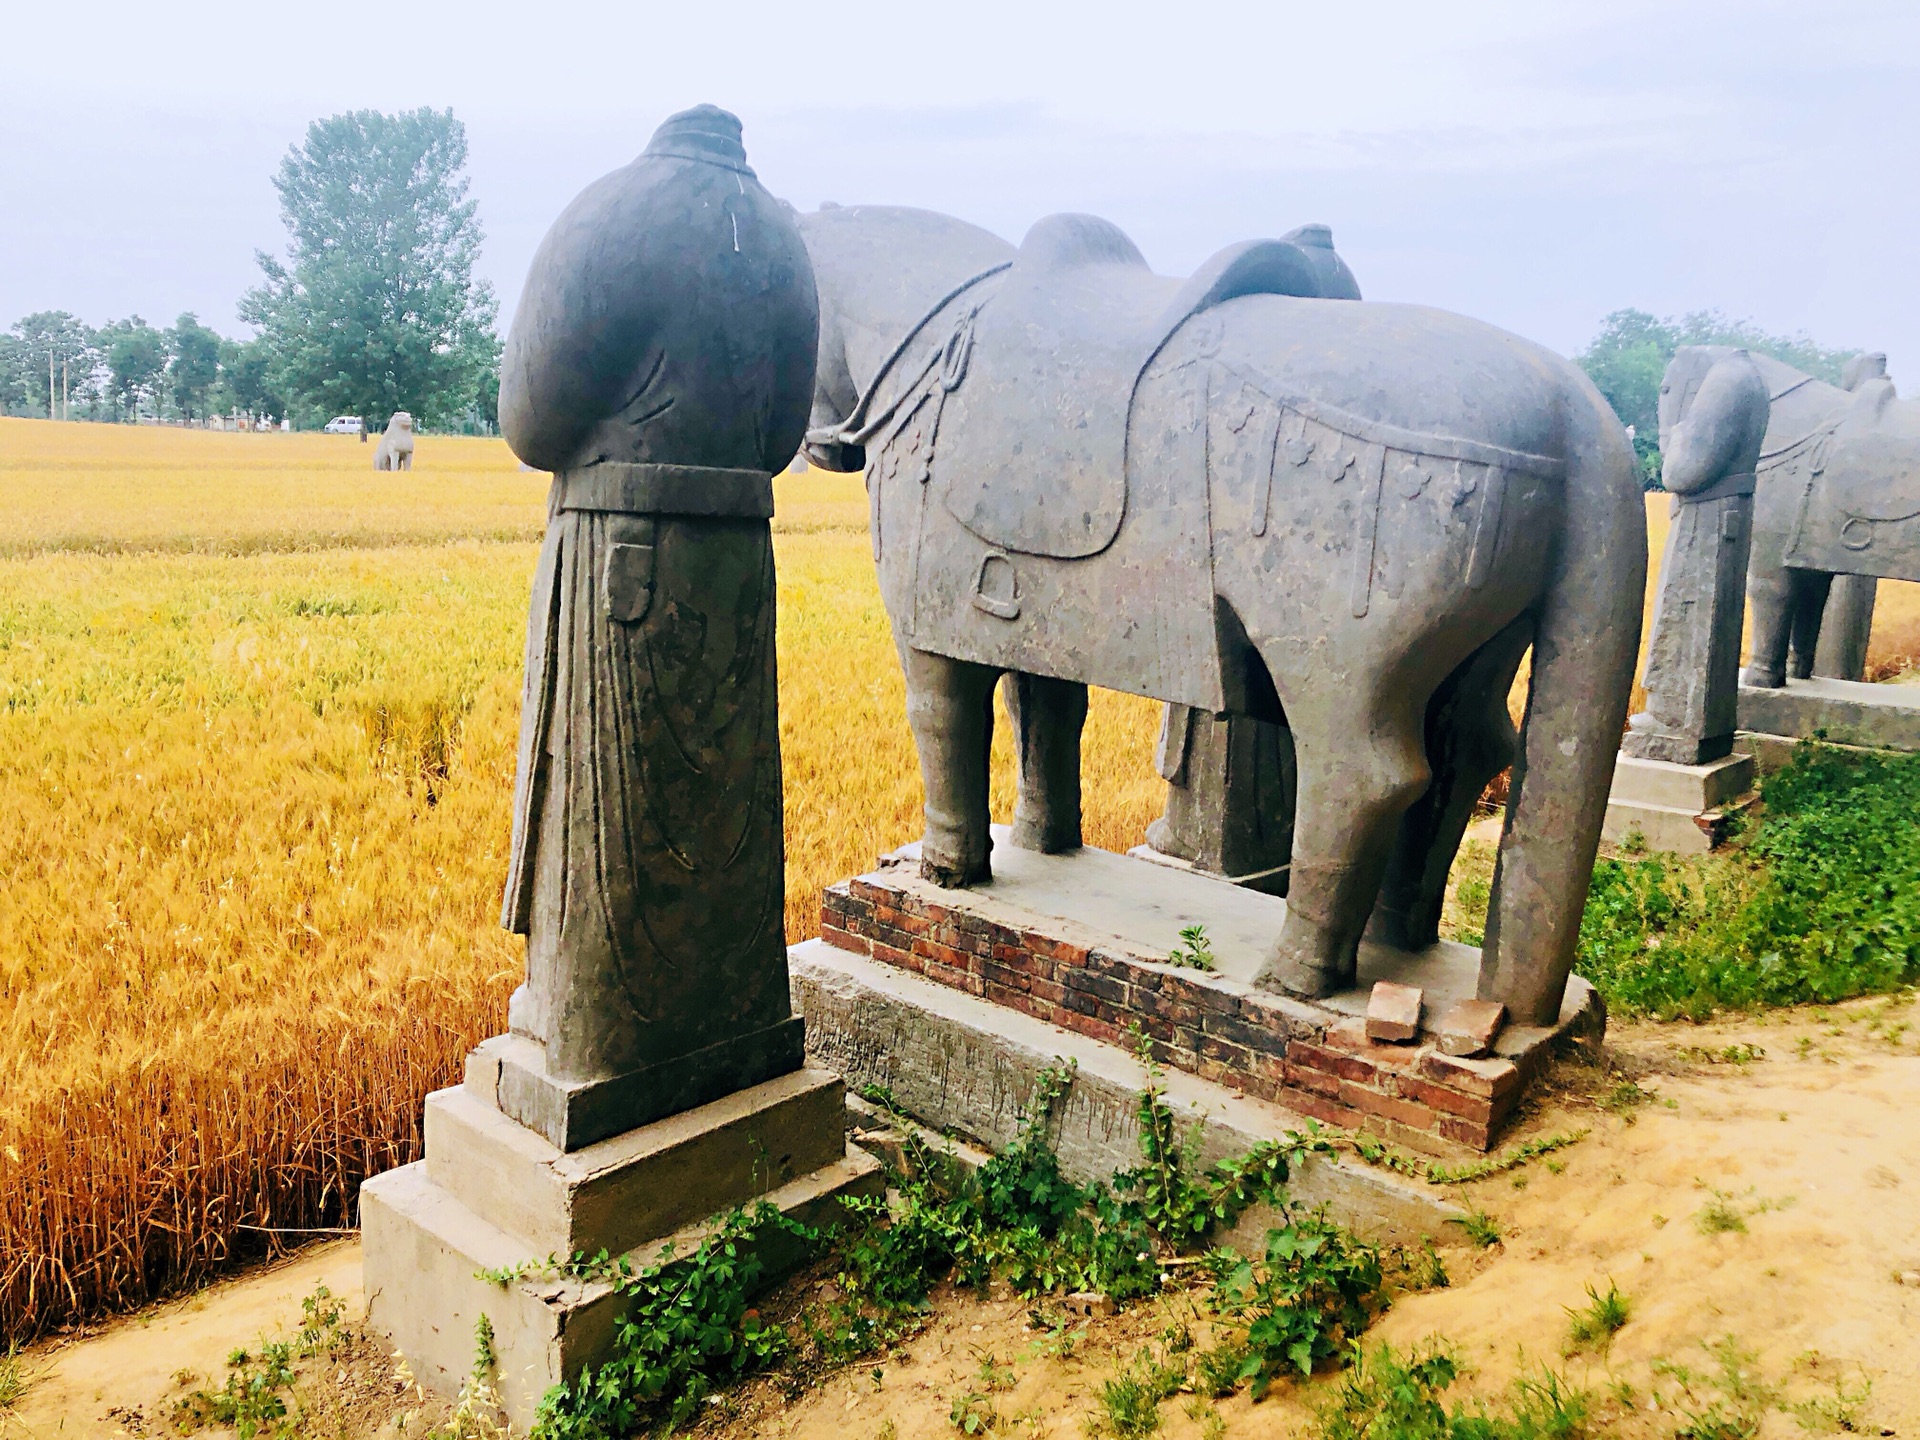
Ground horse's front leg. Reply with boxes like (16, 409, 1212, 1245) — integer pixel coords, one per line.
(898, 643, 999, 886)
(1001, 672, 1087, 853)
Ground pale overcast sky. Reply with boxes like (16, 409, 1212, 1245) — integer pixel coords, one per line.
(4, 0, 1916, 370)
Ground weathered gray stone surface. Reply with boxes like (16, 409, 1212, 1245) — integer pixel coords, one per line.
(372, 411, 414, 471)
(1142, 224, 1356, 890)
(493, 105, 819, 1150)
(1624, 349, 1768, 766)
(1143, 702, 1294, 892)
(364, 105, 867, 1426)
(1602, 751, 1757, 855)
(799, 203, 1645, 1026)
(361, 1144, 879, 1430)
(1734, 349, 1920, 689)
(427, 1066, 847, 1259)
(790, 939, 1462, 1244)
(1739, 675, 1920, 752)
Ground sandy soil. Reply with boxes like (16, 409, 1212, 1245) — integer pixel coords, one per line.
(6, 999, 1917, 1439)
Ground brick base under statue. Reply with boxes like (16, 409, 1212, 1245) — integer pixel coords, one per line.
(817, 836, 1601, 1153)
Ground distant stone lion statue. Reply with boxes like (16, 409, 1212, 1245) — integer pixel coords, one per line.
(373, 412, 415, 471)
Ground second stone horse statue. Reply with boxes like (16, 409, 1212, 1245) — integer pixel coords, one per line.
(799, 204, 1646, 1026)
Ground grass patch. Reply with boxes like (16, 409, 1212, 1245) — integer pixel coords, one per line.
(1315, 1343, 1589, 1440)
(1577, 744, 1920, 1018)
(1563, 1281, 1630, 1353)
(1448, 1208, 1503, 1248)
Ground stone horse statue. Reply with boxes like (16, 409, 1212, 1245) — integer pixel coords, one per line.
(798, 205, 1645, 1025)
(373, 411, 415, 471)
(1668, 347, 1920, 690)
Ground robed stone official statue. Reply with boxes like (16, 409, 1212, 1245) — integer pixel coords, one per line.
(494, 104, 819, 1148)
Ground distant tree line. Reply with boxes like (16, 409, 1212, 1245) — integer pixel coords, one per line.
(1577, 308, 1859, 486)
(1, 107, 500, 433)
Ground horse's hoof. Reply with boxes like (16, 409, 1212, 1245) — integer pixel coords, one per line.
(1739, 664, 1785, 690)
(920, 854, 989, 888)
(1008, 813, 1081, 855)
(1253, 956, 1348, 1001)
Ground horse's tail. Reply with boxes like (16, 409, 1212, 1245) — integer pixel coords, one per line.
(1477, 374, 1646, 1026)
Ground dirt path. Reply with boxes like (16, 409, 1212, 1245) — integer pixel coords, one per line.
(7, 1001, 1917, 1438)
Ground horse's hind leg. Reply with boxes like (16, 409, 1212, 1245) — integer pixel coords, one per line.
(1254, 673, 1430, 998)
(1786, 570, 1834, 680)
(1370, 614, 1533, 953)
(899, 643, 999, 886)
(1001, 672, 1087, 853)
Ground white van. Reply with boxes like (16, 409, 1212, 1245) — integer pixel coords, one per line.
(323, 416, 364, 435)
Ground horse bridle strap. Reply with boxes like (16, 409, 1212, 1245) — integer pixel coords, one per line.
(807, 261, 1013, 451)
(552, 463, 775, 519)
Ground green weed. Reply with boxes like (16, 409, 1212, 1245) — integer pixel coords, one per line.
(0, 1342, 31, 1410)
(1087, 1349, 1185, 1437)
(1167, 924, 1216, 972)
(1427, 1131, 1587, 1185)
(951, 1389, 999, 1433)
(1314, 1343, 1589, 1440)
(1563, 1281, 1630, 1352)
(1449, 1207, 1503, 1248)
(1208, 1213, 1385, 1395)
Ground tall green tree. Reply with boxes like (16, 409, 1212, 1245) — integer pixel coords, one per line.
(167, 313, 224, 421)
(0, 333, 29, 415)
(216, 336, 285, 423)
(98, 316, 169, 420)
(1579, 308, 1859, 486)
(241, 107, 501, 430)
(9, 311, 97, 416)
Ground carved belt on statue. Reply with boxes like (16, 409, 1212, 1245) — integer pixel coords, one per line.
(1674, 471, 1755, 505)
(551, 463, 775, 519)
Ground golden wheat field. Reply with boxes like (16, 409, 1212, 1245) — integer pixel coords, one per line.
(0, 419, 1163, 1340)
(2, 417, 1917, 1344)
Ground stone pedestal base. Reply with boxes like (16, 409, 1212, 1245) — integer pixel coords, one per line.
(808, 835, 1601, 1154)
(361, 1058, 881, 1428)
(1602, 751, 1757, 855)
(1739, 677, 1920, 757)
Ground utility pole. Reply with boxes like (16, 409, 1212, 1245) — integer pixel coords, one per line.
(62, 360, 69, 421)
(49, 351, 56, 421)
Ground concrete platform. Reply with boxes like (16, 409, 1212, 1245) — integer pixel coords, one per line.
(812, 836, 1602, 1152)
(1739, 676, 1920, 754)
(792, 940, 1462, 1244)
(1602, 751, 1757, 854)
(363, 1063, 881, 1427)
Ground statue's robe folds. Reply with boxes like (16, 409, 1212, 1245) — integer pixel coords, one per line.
(500, 485, 789, 1087)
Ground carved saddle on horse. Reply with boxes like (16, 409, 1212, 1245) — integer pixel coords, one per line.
(825, 213, 1565, 710)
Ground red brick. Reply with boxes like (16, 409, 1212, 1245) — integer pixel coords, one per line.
(1061, 968, 1131, 1007)
(1055, 1011, 1126, 1047)
(1415, 1050, 1520, 1100)
(1283, 1061, 1342, 1099)
(819, 923, 869, 956)
(1394, 1074, 1495, 1125)
(1197, 1034, 1254, 1072)
(1134, 988, 1202, 1027)
(1283, 1089, 1365, 1133)
(1365, 980, 1424, 1043)
(1147, 1038, 1199, 1072)
(1287, 1040, 1377, 1085)
(1339, 1080, 1439, 1132)
(1203, 1011, 1288, 1056)
(1438, 1115, 1494, 1150)
(1028, 977, 1068, 1006)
